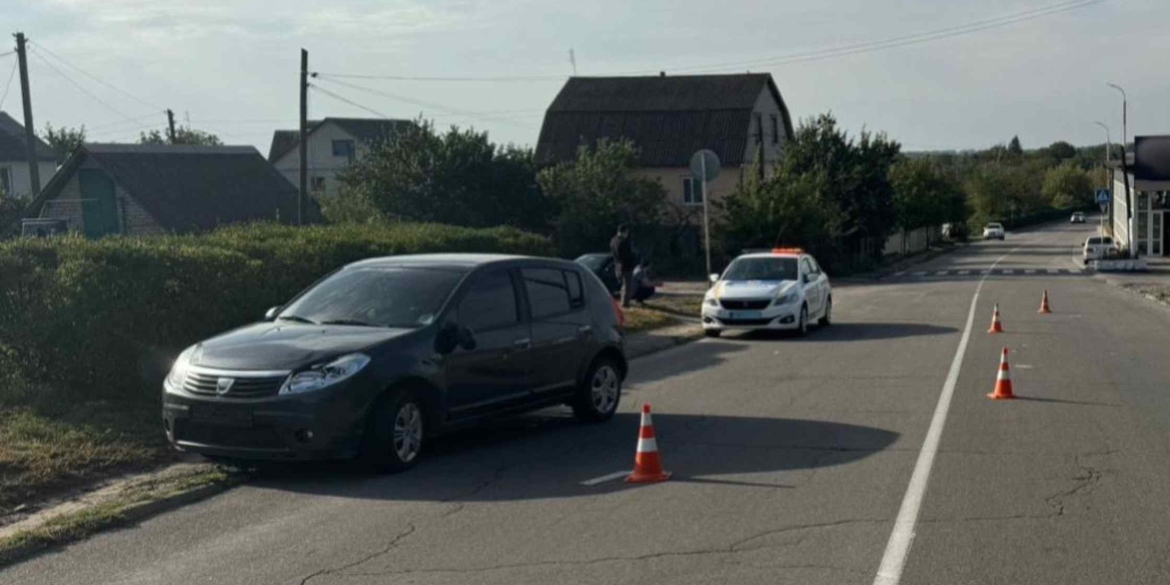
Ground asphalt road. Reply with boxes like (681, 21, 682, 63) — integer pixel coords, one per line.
(6, 218, 1170, 585)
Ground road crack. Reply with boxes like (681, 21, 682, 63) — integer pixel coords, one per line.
(298, 523, 417, 585)
(1045, 455, 1105, 517)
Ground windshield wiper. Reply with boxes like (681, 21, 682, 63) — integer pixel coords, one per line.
(276, 315, 317, 324)
(319, 319, 380, 327)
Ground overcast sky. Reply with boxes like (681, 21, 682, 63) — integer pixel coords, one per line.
(3, 0, 1166, 154)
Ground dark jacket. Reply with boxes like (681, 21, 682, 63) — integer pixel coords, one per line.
(610, 233, 636, 274)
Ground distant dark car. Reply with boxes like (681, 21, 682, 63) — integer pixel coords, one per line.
(163, 255, 627, 472)
(575, 253, 621, 297)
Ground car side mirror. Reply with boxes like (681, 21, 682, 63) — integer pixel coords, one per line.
(264, 306, 280, 321)
(436, 322, 477, 354)
(708, 273, 719, 284)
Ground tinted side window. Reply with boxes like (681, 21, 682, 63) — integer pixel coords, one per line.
(523, 268, 572, 319)
(800, 258, 813, 277)
(459, 270, 519, 331)
(566, 270, 584, 309)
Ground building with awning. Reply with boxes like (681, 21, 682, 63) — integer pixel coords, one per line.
(1109, 135, 1170, 257)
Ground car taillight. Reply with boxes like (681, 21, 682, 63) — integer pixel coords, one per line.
(611, 297, 625, 328)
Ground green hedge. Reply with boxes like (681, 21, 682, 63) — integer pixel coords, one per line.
(0, 222, 552, 403)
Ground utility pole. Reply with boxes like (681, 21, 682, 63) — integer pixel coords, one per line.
(14, 32, 41, 194)
(298, 48, 308, 226)
(166, 109, 176, 143)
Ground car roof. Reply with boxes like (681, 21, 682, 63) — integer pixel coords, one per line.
(736, 252, 803, 260)
(347, 253, 574, 272)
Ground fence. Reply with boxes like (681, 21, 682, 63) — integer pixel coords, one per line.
(883, 226, 942, 257)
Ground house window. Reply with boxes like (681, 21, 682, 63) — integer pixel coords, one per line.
(683, 177, 703, 206)
(771, 115, 780, 145)
(332, 139, 355, 160)
(755, 114, 764, 144)
(310, 177, 326, 192)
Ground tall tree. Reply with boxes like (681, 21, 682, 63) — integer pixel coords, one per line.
(1041, 162, 1093, 209)
(1007, 135, 1023, 156)
(42, 122, 86, 164)
(139, 126, 222, 146)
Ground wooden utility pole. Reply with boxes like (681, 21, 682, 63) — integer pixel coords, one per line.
(166, 109, 176, 143)
(298, 48, 308, 226)
(14, 32, 41, 194)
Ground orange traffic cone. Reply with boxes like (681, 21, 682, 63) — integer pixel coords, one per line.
(988, 347, 1015, 400)
(626, 403, 671, 483)
(1038, 290, 1052, 314)
(988, 303, 1004, 334)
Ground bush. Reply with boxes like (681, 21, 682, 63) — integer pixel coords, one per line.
(0, 222, 552, 404)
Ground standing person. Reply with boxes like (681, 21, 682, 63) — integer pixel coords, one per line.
(609, 224, 637, 307)
(632, 260, 661, 305)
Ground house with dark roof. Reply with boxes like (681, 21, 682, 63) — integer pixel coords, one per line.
(0, 110, 58, 199)
(26, 143, 317, 238)
(535, 73, 794, 215)
(1109, 135, 1170, 257)
(268, 117, 414, 197)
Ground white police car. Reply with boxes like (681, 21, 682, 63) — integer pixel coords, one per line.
(701, 248, 832, 338)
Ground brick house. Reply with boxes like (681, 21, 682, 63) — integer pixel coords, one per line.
(27, 144, 316, 237)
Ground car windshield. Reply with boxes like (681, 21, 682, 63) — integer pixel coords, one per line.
(575, 254, 608, 272)
(279, 267, 465, 328)
(1088, 237, 1102, 245)
(987, 223, 1003, 229)
(722, 257, 798, 281)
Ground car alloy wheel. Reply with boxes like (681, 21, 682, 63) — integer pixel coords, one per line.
(797, 305, 808, 337)
(591, 364, 619, 415)
(393, 402, 423, 464)
(573, 357, 622, 423)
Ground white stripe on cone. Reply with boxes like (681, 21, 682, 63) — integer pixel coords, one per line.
(636, 437, 658, 453)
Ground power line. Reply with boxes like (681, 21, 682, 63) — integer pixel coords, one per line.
(0, 59, 17, 111)
(308, 84, 391, 118)
(86, 111, 166, 133)
(29, 41, 165, 111)
(30, 50, 145, 124)
(312, 76, 537, 128)
(311, 72, 566, 83)
(0, 50, 14, 59)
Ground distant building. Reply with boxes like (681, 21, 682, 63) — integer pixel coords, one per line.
(28, 144, 316, 237)
(535, 73, 795, 215)
(268, 118, 413, 197)
(0, 110, 57, 198)
(1109, 136, 1170, 257)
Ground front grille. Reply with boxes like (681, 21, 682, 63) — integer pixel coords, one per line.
(183, 370, 287, 397)
(721, 317, 773, 326)
(720, 299, 771, 310)
(174, 420, 285, 450)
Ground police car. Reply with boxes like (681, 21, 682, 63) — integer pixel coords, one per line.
(701, 248, 832, 338)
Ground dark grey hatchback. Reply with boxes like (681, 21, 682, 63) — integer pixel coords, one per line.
(163, 254, 627, 472)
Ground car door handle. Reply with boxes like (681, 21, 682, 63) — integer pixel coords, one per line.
(513, 338, 531, 349)
(577, 325, 593, 336)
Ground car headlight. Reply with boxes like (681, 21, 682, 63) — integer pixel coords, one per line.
(165, 345, 201, 391)
(772, 292, 799, 306)
(704, 296, 719, 307)
(280, 353, 371, 395)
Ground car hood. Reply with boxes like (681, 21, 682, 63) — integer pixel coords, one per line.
(713, 280, 797, 300)
(193, 323, 416, 370)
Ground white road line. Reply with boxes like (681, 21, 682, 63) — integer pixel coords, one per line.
(935, 271, 949, 276)
(1001, 269, 1015, 275)
(957, 270, 970, 276)
(872, 246, 1020, 585)
(912, 271, 927, 277)
(894, 271, 908, 277)
(1025, 269, 1036, 275)
(1047, 269, 1059, 274)
(580, 470, 628, 486)
(980, 270, 991, 275)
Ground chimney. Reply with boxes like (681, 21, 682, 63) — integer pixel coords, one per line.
(659, 71, 665, 77)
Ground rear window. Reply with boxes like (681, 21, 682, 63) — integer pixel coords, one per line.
(1088, 237, 1102, 245)
(523, 268, 578, 319)
(1102, 237, 1114, 244)
(987, 223, 1003, 229)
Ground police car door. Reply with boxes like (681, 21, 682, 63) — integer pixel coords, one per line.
(799, 257, 821, 315)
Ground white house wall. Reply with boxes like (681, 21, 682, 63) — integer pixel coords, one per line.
(741, 87, 787, 167)
(1, 160, 57, 198)
(272, 122, 372, 197)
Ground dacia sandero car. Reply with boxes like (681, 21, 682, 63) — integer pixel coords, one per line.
(700, 248, 832, 337)
(163, 255, 628, 473)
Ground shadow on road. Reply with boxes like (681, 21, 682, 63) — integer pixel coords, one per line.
(628, 338, 749, 386)
(241, 411, 899, 501)
(731, 322, 957, 342)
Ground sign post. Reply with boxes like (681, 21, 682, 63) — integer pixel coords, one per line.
(1096, 189, 1111, 234)
(690, 150, 721, 280)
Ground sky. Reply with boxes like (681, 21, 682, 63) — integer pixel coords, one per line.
(2, 0, 1167, 154)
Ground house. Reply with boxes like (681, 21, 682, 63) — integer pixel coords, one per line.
(0, 110, 57, 198)
(27, 143, 316, 237)
(535, 73, 795, 215)
(268, 117, 414, 197)
(1109, 135, 1170, 257)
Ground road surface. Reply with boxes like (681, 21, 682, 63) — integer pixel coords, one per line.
(6, 218, 1170, 585)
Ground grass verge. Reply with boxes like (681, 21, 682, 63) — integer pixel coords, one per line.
(621, 294, 703, 333)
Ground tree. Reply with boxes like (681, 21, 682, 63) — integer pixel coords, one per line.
(1041, 162, 1093, 209)
(42, 122, 86, 164)
(719, 158, 837, 257)
(536, 138, 668, 257)
(1045, 140, 1077, 163)
(335, 119, 548, 230)
(139, 126, 222, 146)
(1007, 135, 1023, 156)
(890, 157, 963, 232)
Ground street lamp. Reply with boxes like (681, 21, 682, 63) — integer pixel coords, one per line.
(1106, 83, 1127, 149)
(1093, 121, 1111, 163)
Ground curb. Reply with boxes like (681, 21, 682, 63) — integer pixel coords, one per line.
(0, 474, 239, 568)
(627, 327, 706, 360)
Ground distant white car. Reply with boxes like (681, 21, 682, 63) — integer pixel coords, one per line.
(701, 248, 831, 338)
(983, 222, 1005, 240)
(1083, 235, 1117, 263)
(1070, 212, 1086, 224)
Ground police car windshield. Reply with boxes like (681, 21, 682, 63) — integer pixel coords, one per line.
(723, 257, 798, 281)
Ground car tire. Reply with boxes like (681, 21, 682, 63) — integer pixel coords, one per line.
(704, 329, 721, 338)
(572, 357, 622, 423)
(356, 387, 425, 474)
(796, 305, 809, 337)
(818, 297, 832, 327)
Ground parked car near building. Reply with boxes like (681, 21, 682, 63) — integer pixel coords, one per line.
(983, 222, 1006, 240)
(1083, 235, 1118, 263)
(575, 253, 621, 297)
(163, 254, 628, 472)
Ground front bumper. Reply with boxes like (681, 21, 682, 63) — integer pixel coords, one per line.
(700, 303, 800, 331)
(162, 381, 368, 461)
